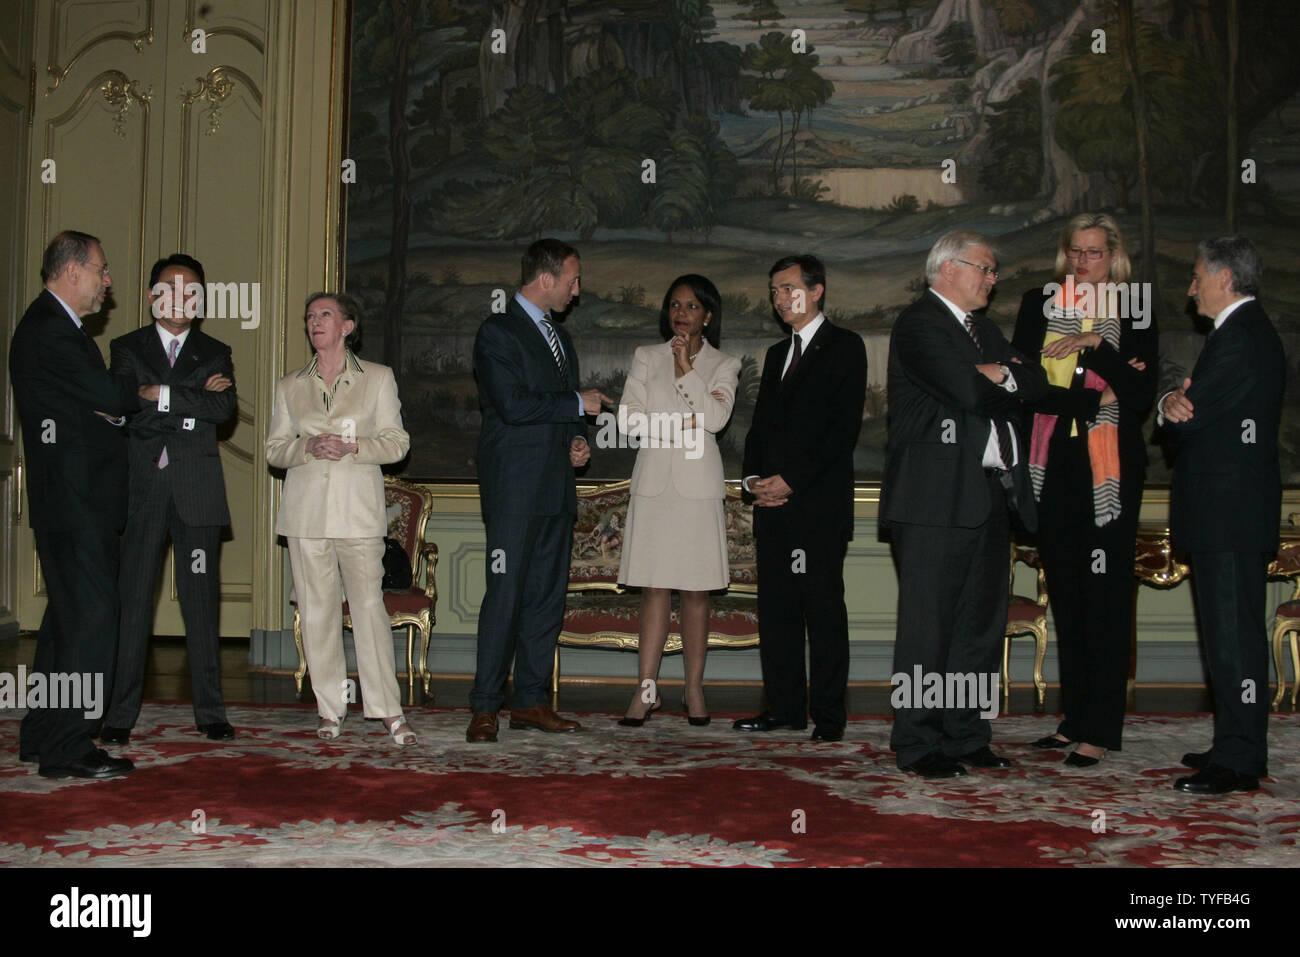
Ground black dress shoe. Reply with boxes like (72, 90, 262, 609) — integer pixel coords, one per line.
(19, 748, 38, 763)
(1063, 751, 1101, 768)
(810, 725, 844, 742)
(732, 712, 807, 732)
(900, 752, 967, 778)
(681, 700, 711, 726)
(1173, 764, 1260, 795)
(99, 726, 130, 745)
(39, 748, 134, 780)
(1031, 734, 1072, 750)
(197, 722, 236, 741)
(957, 746, 1012, 769)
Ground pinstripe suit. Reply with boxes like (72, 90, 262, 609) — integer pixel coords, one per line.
(104, 323, 236, 729)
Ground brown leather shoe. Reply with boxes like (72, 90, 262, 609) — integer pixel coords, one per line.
(509, 705, 580, 733)
(466, 711, 499, 743)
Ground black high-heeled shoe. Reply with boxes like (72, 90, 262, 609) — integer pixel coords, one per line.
(618, 700, 662, 727)
(681, 699, 711, 727)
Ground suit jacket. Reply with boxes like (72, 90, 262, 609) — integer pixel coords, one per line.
(474, 297, 588, 517)
(110, 323, 236, 527)
(623, 341, 741, 500)
(266, 352, 410, 538)
(742, 318, 866, 541)
(1011, 288, 1157, 480)
(881, 290, 1048, 531)
(1164, 298, 1283, 553)
(9, 289, 137, 533)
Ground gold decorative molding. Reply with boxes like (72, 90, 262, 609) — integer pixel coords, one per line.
(184, 0, 266, 54)
(181, 64, 260, 136)
(43, 70, 151, 296)
(100, 71, 152, 137)
(46, 0, 154, 92)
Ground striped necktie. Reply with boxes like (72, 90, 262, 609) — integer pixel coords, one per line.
(158, 338, 181, 469)
(539, 315, 568, 382)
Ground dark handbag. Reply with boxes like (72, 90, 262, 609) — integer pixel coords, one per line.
(381, 537, 413, 589)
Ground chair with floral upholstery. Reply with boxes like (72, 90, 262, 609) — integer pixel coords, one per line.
(551, 482, 759, 694)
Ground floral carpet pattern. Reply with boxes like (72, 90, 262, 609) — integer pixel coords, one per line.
(1, 705, 1296, 867)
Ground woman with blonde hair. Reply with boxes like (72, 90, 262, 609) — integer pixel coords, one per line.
(1011, 214, 1156, 766)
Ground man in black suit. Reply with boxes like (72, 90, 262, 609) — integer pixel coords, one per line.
(10, 231, 138, 778)
(100, 254, 238, 744)
(1160, 235, 1283, 795)
(734, 254, 867, 742)
(467, 239, 608, 742)
(881, 231, 1047, 777)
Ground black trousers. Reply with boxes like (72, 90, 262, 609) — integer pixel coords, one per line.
(890, 473, 1008, 766)
(470, 511, 573, 712)
(1190, 550, 1270, 777)
(21, 525, 121, 765)
(754, 507, 849, 728)
(1038, 438, 1142, 750)
(107, 475, 226, 729)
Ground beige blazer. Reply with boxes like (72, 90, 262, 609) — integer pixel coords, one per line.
(621, 341, 741, 500)
(266, 353, 410, 538)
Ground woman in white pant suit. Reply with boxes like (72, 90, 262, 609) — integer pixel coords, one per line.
(617, 275, 741, 727)
(265, 292, 416, 745)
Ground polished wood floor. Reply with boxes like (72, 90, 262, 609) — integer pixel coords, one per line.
(0, 633, 1237, 715)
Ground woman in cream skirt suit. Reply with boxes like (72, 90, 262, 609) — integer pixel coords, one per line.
(617, 275, 741, 727)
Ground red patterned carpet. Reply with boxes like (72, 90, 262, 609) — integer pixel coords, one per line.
(1, 704, 1296, 867)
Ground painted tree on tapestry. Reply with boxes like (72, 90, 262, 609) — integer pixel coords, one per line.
(345, 0, 1300, 482)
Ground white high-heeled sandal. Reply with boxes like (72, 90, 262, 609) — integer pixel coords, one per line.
(317, 715, 344, 740)
(383, 715, 417, 746)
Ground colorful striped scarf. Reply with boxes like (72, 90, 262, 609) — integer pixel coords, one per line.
(1027, 289, 1122, 526)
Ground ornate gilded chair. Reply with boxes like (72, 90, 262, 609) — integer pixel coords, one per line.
(1267, 522, 1300, 709)
(292, 476, 438, 706)
(1003, 540, 1048, 710)
(551, 482, 759, 695)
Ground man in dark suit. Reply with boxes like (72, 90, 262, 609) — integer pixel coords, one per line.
(10, 231, 138, 778)
(881, 230, 1047, 777)
(467, 239, 609, 742)
(1160, 235, 1283, 795)
(734, 254, 867, 742)
(100, 254, 238, 744)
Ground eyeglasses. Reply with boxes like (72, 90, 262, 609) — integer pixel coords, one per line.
(954, 259, 998, 280)
(82, 259, 111, 277)
(1066, 247, 1108, 261)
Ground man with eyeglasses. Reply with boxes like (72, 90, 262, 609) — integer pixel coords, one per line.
(881, 230, 1047, 778)
(10, 230, 138, 778)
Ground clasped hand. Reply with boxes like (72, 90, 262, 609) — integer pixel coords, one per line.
(569, 436, 590, 468)
(307, 433, 358, 460)
(751, 474, 791, 507)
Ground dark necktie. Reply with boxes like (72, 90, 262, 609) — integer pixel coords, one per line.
(966, 314, 1015, 468)
(783, 334, 802, 382)
(540, 315, 568, 382)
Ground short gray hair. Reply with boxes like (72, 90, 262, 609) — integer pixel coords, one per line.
(41, 230, 100, 282)
(1196, 235, 1262, 297)
(926, 230, 996, 284)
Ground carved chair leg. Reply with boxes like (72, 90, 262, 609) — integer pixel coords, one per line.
(405, 624, 417, 707)
(293, 607, 307, 698)
(1033, 626, 1048, 712)
(1272, 618, 1288, 710)
(1001, 633, 1012, 707)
